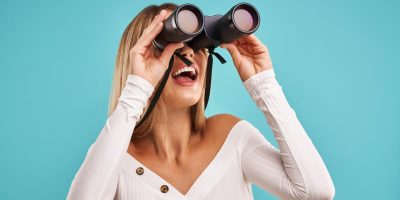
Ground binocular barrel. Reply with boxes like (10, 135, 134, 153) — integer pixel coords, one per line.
(153, 4, 204, 50)
(153, 3, 260, 51)
(215, 3, 260, 42)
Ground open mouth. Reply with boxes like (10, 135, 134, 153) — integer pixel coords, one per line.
(171, 66, 198, 81)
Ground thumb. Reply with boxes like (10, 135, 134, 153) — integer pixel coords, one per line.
(158, 42, 184, 68)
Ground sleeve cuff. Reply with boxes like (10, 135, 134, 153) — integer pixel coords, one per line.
(243, 68, 276, 92)
(126, 75, 155, 96)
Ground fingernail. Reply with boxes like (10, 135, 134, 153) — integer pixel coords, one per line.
(159, 9, 166, 15)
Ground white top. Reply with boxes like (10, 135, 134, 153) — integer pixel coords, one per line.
(66, 69, 335, 200)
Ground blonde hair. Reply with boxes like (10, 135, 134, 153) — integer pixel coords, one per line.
(107, 3, 207, 142)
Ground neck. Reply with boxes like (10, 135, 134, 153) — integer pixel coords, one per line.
(139, 106, 200, 164)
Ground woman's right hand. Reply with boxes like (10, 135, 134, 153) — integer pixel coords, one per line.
(129, 9, 184, 87)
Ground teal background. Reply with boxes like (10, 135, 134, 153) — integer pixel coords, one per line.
(0, 0, 399, 199)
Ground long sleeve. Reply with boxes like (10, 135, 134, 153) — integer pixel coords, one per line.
(240, 69, 335, 200)
(66, 75, 154, 200)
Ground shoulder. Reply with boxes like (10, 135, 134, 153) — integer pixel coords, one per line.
(205, 114, 264, 142)
(206, 113, 242, 128)
(204, 113, 242, 141)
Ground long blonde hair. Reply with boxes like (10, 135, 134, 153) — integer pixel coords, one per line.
(108, 3, 207, 142)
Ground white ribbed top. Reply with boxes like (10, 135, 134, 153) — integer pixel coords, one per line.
(66, 68, 335, 200)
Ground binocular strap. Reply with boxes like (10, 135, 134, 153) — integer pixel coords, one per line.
(205, 49, 226, 109)
(134, 49, 226, 130)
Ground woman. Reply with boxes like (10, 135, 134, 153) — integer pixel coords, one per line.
(67, 3, 335, 200)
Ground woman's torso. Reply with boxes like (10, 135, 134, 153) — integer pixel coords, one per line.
(127, 114, 241, 195)
(117, 115, 252, 199)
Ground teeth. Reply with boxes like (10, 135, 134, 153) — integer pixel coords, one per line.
(172, 67, 197, 78)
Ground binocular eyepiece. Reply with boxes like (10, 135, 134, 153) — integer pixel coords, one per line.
(153, 2, 260, 51)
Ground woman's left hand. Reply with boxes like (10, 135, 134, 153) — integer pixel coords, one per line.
(220, 34, 273, 82)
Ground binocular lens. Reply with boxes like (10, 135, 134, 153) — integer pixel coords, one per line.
(153, 4, 204, 49)
(231, 4, 259, 34)
(177, 10, 199, 33)
(233, 9, 254, 32)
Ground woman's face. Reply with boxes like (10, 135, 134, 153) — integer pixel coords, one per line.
(156, 10, 208, 109)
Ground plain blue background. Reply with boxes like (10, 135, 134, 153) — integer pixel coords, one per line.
(0, 0, 399, 199)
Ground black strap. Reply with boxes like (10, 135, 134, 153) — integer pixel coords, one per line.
(204, 48, 226, 109)
(135, 55, 174, 128)
(135, 53, 193, 129)
(209, 49, 227, 64)
(134, 50, 226, 129)
(174, 52, 193, 66)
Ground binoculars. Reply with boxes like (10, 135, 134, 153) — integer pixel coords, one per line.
(135, 3, 260, 129)
(153, 2, 260, 51)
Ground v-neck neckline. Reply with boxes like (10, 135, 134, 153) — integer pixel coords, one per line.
(122, 120, 245, 199)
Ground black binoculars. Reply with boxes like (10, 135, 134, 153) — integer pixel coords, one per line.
(153, 2, 260, 51)
(136, 3, 260, 129)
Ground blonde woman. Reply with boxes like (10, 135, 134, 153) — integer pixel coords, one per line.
(67, 3, 335, 200)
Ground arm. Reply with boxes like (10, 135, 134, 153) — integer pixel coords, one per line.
(66, 75, 154, 200)
(240, 68, 335, 200)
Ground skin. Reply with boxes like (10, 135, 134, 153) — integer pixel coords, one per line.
(127, 9, 273, 195)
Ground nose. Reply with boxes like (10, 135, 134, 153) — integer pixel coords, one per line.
(179, 45, 194, 58)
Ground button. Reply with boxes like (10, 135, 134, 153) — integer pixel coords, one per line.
(136, 167, 144, 175)
(160, 185, 169, 193)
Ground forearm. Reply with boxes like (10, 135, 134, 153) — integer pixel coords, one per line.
(242, 69, 335, 200)
(67, 75, 154, 200)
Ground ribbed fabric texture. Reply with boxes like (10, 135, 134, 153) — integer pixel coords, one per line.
(66, 68, 335, 200)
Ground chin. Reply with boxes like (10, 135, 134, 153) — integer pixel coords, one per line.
(163, 60, 206, 108)
(162, 74, 204, 108)
(164, 89, 202, 108)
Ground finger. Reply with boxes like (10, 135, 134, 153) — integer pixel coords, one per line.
(239, 34, 264, 46)
(247, 34, 263, 44)
(145, 10, 167, 35)
(220, 43, 242, 67)
(137, 10, 168, 46)
(136, 11, 165, 46)
(158, 42, 185, 67)
(237, 34, 268, 54)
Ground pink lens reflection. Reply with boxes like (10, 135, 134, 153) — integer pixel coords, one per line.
(177, 10, 199, 33)
(233, 9, 253, 31)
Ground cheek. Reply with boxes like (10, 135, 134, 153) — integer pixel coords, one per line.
(199, 69, 206, 87)
(195, 56, 208, 81)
